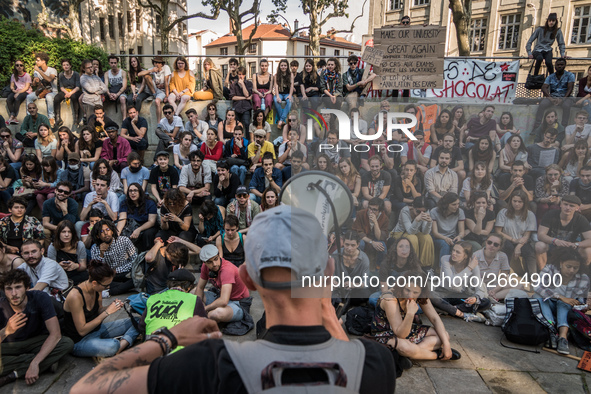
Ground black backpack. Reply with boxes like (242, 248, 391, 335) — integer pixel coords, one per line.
(345, 306, 374, 336)
(501, 298, 557, 348)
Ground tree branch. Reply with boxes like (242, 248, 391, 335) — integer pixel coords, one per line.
(331, 0, 367, 34)
(137, 0, 161, 14)
(166, 7, 221, 32)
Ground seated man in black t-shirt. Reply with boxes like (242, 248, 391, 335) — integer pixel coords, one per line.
(496, 160, 535, 210)
(121, 107, 149, 161)
(360, 155, 392, 215)
(0, 269, 73, 388)
(71, 206, 396, 394)
(570, 165, 591, 220)
(149, 151, 179, 208)
(144, 238, 191, 294)
(535, 195, 591, 270)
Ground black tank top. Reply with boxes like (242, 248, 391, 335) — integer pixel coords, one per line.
(222, 233, 245, 267)
(63, 286, 100, 343)
(256, 74, 271, 90)
(222, 121, 237, 140)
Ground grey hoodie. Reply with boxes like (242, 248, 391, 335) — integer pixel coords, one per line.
(526, 26, 565, 57)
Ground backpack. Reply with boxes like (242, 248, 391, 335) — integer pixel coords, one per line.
(501, 298, 557, 348)
(345, 306, 374, 336)
(129, 251, 149, 292)
(568, 309, 591, 351)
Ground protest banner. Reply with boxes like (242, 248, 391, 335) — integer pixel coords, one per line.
(361, 46, 384, 66)
(410, 59, 520, 102)
(373, 25, 446, 90)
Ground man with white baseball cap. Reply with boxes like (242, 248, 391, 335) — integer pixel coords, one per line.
(194, 244, 249, 323)
(72, 205, 396, 394)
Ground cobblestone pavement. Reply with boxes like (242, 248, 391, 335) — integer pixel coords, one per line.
(1, 291, 588, 393)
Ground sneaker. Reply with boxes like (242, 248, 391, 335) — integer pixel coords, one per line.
(464, 312, 486, 323)
(50, 361, 59, 373)
(549, 334, 558, 349)
(0, 372, 17, 388)
(102, 290, 110, 299)
(557, 337, 570, 355)
(92, 356, 105, 365)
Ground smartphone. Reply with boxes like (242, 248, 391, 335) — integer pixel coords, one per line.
(32, 178, 39, 182)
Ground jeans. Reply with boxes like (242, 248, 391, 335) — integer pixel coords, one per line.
(538, 297, 571, 329)
(434, 239, 452, 263)
(127, 91, 153, 112)
(237, 110, 251, 131)
(6, 91, 28, 117)
(0, 335, 74, 377)
(27, 91, 56, 119)
(72, 319, 139, 358)
(273, 94, 292, 123)
(214, 196, 229, 207)
(204, 290, 243, 322)
(249, 193, 261, 204)
(532, 50, 554, 75)
(231, 165, 247, 185)
(535, 97, 575, 128)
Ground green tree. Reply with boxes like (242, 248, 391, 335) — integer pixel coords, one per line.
(202, 0, 261, 59)
(269, 0, 367, 57)
(449, 0, 471, 56)
(0, 17, 108, 86)
(137, 0, 220, 54)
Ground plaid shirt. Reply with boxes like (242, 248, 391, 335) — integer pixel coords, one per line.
(535, 264, 590, 301)
(91, 236, 137, 274)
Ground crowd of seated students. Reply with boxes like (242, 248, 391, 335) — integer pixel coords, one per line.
(4, 51, 591, 388)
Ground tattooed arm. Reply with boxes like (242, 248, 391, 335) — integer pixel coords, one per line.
(71, 317, 221, 394)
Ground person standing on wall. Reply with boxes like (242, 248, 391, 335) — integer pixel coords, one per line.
(526, 13, 566, 76)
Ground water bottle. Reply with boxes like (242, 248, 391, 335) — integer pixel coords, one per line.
(261, 102, 266, 111)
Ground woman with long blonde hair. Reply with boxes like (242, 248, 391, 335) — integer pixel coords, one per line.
(194, 57, 223, 101)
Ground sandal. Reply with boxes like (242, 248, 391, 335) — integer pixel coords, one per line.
(435, 348, 461, 360)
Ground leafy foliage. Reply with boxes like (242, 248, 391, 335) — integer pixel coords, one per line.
(0, 17, 108, 86)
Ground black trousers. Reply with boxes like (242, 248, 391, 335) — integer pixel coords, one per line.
(54, 90, 82, 122)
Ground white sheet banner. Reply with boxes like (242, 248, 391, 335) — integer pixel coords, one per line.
(411, 59, 520, 102)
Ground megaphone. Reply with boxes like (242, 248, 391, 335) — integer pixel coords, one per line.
(279, 171, 354, 236)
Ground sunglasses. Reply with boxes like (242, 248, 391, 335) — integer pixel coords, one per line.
(98, 281, 110, 288)
(0, 135, 10, 139)
(237, 194, 248, 198)
(56, 189, 70, 194)
(486, 240, 500, 247)
(164, 111, 173, 115)
(128, 189, 139, 193)
(402, 20, 410, 25)
(15, 64, 24, 67)
(348, 61, 357, 65)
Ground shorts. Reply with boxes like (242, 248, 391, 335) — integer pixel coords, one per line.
(204, 290, 244, 322)
(154, 87, 167, 101)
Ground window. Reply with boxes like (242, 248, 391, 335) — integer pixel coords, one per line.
(108, 15, 115, 39)
(498, 14, 521, 50)
(248, 43, 257, 54)
(334, 49, 340, 56)
(469, 18, 487, 52)
(234, 45, 238, 53)
(413, 0, 429, 6)
(572, 6, 591, 44)
(389, 0, 403, 10)
(320, 48, 326, 56)
(221, 64, 228, 80)
(305, 45, 311, 56)
(138, 46, 143, 55)
(156, 15, 161, 31)
(220, 47, 228, 55)
(136, 9, 141, 31)
(118, 13, 124, 38)
(127, 11, 133, 33)
(249, 62, 256, 77)
(128, 48, 134, 54)
(100, 17, 106, 40)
